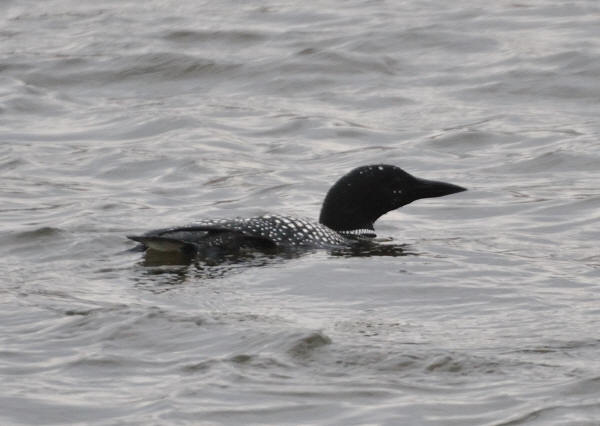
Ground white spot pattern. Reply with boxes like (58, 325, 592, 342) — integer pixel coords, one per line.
(173, 214, 350, 248)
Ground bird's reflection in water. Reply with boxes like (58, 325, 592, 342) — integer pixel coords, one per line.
(133, 247, 296, 290)
(330, 238, 415, 258)
(133, 238, 416, 288)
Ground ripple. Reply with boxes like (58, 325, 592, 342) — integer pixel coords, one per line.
(162, 29, 268, 44)
(287, 332, 332, 358)
(21, 52, 242, 89)
(12, 226, 65, 240)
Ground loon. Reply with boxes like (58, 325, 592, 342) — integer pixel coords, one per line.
(128, 165, 465, 256)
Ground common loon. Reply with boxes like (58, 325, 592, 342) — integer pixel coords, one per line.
(128, 165, 465, 256)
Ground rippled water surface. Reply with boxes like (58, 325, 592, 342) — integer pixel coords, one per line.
(2, 1, 600, 424)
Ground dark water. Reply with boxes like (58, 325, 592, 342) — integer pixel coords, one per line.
(2, 1, 600, 424)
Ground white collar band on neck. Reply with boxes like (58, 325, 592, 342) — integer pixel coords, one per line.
(339, 229, 376, 237)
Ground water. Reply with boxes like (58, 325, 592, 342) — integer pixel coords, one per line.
(2, 0, 600, 424)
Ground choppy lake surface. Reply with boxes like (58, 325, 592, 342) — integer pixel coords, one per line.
(2, 1, 600, 424)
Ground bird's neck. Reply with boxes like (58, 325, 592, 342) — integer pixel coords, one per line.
(319, 201, 376, 232)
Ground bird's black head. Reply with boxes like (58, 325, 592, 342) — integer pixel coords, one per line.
(318, 164, 466, 233)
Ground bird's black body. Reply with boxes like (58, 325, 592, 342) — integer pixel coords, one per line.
(128, 165, 465, 259)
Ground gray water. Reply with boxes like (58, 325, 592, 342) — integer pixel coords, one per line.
(2, 1, 600, 424)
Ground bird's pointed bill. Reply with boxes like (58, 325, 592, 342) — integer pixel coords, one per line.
(411, 177, 467, 200)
